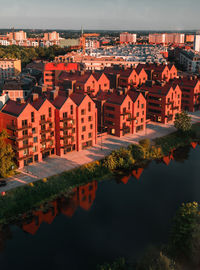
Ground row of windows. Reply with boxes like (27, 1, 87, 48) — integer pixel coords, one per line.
(81, 133, 92, 140)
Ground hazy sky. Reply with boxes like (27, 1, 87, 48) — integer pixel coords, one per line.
(0, 0, 199, 30)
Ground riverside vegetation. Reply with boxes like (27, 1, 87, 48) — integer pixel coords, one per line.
(97, 202, 200, 270)
(0, 112, 199, 225)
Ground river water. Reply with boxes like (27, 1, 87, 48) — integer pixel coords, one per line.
(0, 143, 200, 270)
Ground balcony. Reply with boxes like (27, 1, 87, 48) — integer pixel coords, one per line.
(166, 101, 174, 105)
(61, 143, 73, 149)
(60, 116, 74, 122)
(7, 123, 32, 131)
(39, 118, 52, 124)
(40, 136, 53, 143)
(172, 106, 179, 110)
(13, 142, 33, 151)
(18, 152, 34, 161)
(40, 128, 52, 134)
(127, 116, 136, 121)
(60, 124, 73, 130)
(40, 146, 54, 152)
(120, 110, 131, 116)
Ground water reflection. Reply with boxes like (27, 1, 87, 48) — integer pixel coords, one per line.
(21, 181, 98, 235)
(0, 143, 199, 252)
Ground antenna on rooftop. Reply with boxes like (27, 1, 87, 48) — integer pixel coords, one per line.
(81, 26, 84, 36)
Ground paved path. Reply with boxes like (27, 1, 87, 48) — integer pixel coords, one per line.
(1, 111, 200, 192)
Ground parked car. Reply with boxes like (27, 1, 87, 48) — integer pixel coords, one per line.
(0, 180, 7, 187)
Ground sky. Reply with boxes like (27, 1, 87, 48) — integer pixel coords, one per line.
(0, 0, 199, 30)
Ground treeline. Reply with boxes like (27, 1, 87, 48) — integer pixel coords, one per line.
(0, 45, 73, 67)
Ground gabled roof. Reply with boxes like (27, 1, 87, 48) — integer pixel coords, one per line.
(29, 96, 47, 110)
(1, 99, 28, 117)
(172, 77, 199, 89)
(140, 84, 173, 96)
(128, 90, 140, 102)
(105, 93, 128, 105)
(136, 63, 168, 73)
(104, 67, 134, 77)
(70, 93, 87, 106)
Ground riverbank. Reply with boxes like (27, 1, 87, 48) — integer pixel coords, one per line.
(0, 121, 199, 225)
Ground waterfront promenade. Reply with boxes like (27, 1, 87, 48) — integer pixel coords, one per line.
(1, 111, 200, 192)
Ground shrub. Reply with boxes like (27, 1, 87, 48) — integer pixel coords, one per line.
(137, 247, 176, 270)
(97, 257, 127, 270)
(139, 139, 151, 151)
(128, 144, 145, 160)
(103, 148, 135, 171)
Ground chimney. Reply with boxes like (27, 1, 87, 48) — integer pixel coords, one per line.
(50, 88, 59, 100)
(66, 88, 73, 97)
(31, 93, 39, 102)
(123, 87, 128, 95)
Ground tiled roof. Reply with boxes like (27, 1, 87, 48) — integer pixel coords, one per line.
(70, 93, 86, 106)
(2, 99, 28, 117)
(128, 90, 140, 102)
(140, 84, 172, 96)
(58, 71, 93, 83)
(29, 95, 46, 110)
(106, 93, 127, 105)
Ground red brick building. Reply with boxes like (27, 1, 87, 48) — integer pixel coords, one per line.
(104, 66, 148, 89)
(141, 83, 182, 124)
(0, 99, 42, 168)
(57, 71, 99, 96)
(70, 93, 97, 151)
(44, 62, 79, 90)
(0, 91, 97, 168)
(136, 63, 177, 82)
(172, 76, 200, 112)
(95, 88, 146, 137)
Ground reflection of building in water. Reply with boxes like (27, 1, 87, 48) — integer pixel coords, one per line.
(22, 201, 58, 235)
(191, 142, 198, 149)
(132, 168, 144, 180)
(162, 153, 174, 166)
(21, 181, 98, 235)
(120, 175, 131, 184)
(78, 181, 98, 211)
(0, 225, 12, 252)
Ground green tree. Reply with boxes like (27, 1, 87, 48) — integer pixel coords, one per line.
(139, 139, 151, 151)
(174, 111, 192, 133)
(103, 148, 135, 171)
(169, 202, 200, 265)
(128, 144, 145, 160)
(0, 130, 15, 178)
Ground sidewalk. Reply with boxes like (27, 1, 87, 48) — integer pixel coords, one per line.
(1, 111, 200, 192)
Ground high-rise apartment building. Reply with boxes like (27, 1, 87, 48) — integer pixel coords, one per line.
(194, 35, 200, 52)
(120, 32, 137, 43)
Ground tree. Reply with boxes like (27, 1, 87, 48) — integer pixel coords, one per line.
(0, 130, 15, 178)
(174, 111, 192, 133)
(139, 139, 151, 151)
(137, 247, 176, 270)
(169, 202, 200, 265)
(128, 144, 145, 160)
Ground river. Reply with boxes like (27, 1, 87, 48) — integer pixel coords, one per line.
(0, 143, 200, 270)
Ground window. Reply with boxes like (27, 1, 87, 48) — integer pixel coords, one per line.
(128, 102, 130, 110)
(49, 107, 52, 118)
(82, 126, 86, 132)
(72, 128, 75, 133)
(32, 128, 36, 134)
(142, 111, 144, 116)
(88, 133, 92, 138)
(41, 124, 45, 131)
(41, 115, 45, 121)
(141, 104, 144, 109)
(88, 116, 92, 121)
(90, 124, 93, 129)
(33, 137, 38, 143)
(22, 130, 28, 136)
(141, 118, 144, 123)
(105, 106, 115, 111)
(22, 119, 27, 127)
(70, 105, 73, 115)
(136, 112, 139, 117)
(81, 118, 84, 123)
(63, 112, 67, 118)
(137, 100, 140, 109)
(23, 139, 28, 146)
(31, 112, 35, 123)
(49, 123, 52, 128)
(81, 109, 85, 115)
(81, 135, 84, 140)
(88, 102, 91, 112)
(33, 146, 37, 152)
(23, 149, 28, 156)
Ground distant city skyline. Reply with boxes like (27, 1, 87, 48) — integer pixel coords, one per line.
(0, 0, 200, 30)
